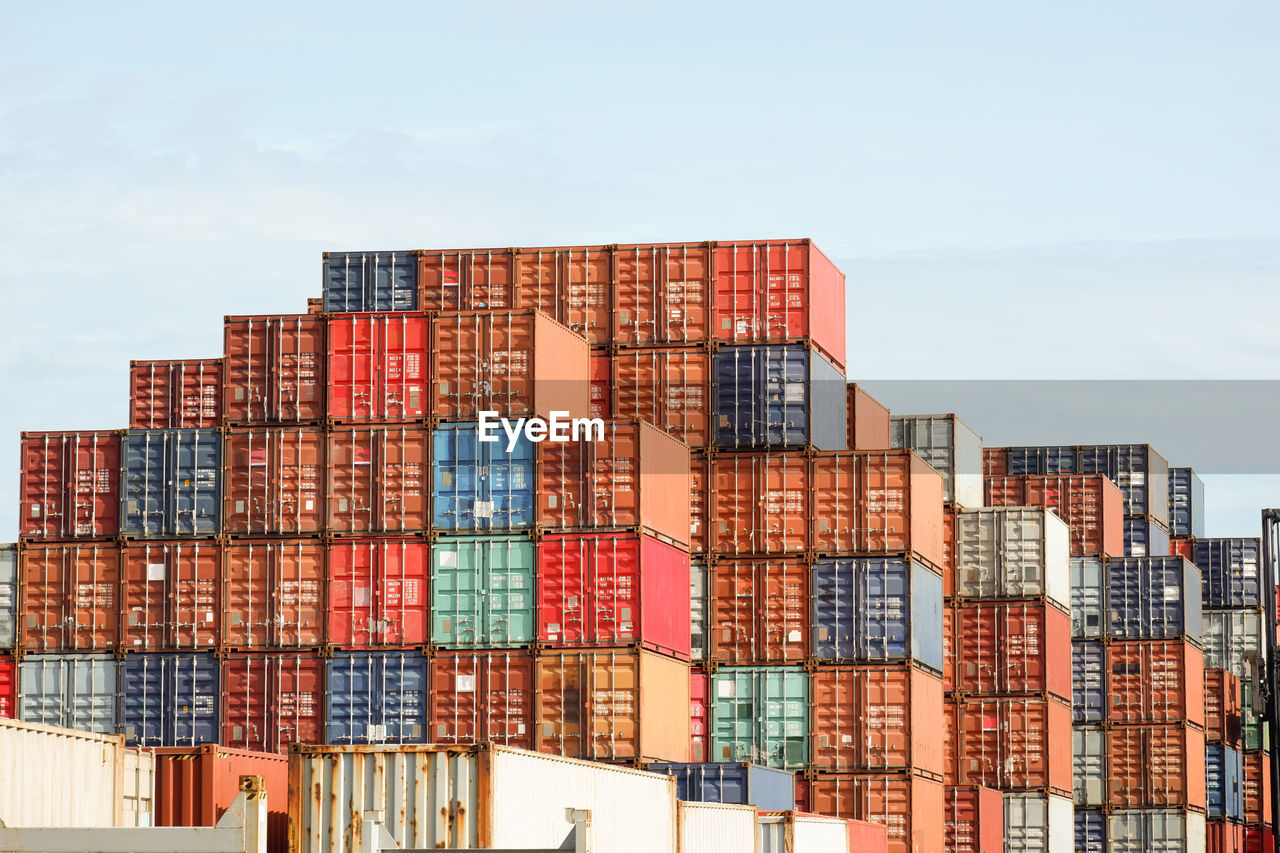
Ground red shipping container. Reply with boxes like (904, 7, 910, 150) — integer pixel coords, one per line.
(326, 427, 429, 533)
(221, 652, 325, 753)
(942, 606, 956, 693)
(121, 541, 220, 650)
(1170, 536, 1194, 561)
(942, 506, 956, 596)
(222, 540, 325, 648)
(327, 539, 428, 646)
(326, 313, 430, 421)
(1245, 828, 1275, 853)
(1107, 640, 1205, 726)
(223, 314, 325, 425)
(1245, 750, 1273, 825)
(19, 542, 119, 651)
(690, 456, 708, 554)
(810, 664, 944, 777)
(953, 601, 1072, 700)
(515, 245, 612, 346)
(710, 452, 810, 555)
(20, 430, 120, 539)
(847, 384, 891, 451)
(1106, 723, 1207, 809)
(130, 359, 222, 429)
(589, 355, 611, 420)
(538, 421, 692, 547)
(984, 474, 1124, 557)
(223, 428, 325, 535)
(418, 248, 518, 312)
(537, 533, 690, 659)
(955, 696, 1073, 794)
(944, 699, 961, 786)
(1209, 820, 1245, 853)
(712, 240, 846, 371)
(1205, 669, 1243, 745)
(154, 744, 288, 853)
(429, 650, 534, 749)
(945, 786, 1004, 853)
(708, 558, 808, 664)
(690, 670, 708, 763)
(612, 242, 712, 346)
(847, 819, 890, 853)
(611, 346, 712, 449)
(808, 771, 946, 853)
(0, 654, 14, 718)
(794, 777, 810, 812)
(809, 451, 947, 570)
(982, 448, 1008, 479)
(431, 310, 590, 421)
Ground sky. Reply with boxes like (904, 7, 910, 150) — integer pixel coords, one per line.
(1, 2, 1278, 538)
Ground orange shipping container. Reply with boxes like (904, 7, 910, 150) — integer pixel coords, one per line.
(1209, 820, 1245, 853)
(942, 607, 957, 693)
(982, 448, 1008, 479)
(429, 650, 534, 749)
(154, 744, 288, 853)
(847, 384, 891, 451)
(690, 670, 708, 762)
(417, 248, 518, 312)
(1245, 750, 1273, 826)
(945, 785, 1005, 853)
(221, 652, 325, 753)
(689, 455, 709, 554)
(942, 507, 956, 596)
(326, 427, 429, 533)
(222, 428, 325, 535)
(130, 359, 222, 429)
(955, 696, 1073, 794)
(944, 699, 961, 787)
(613, 242, 711, 346)
(20, 430, 120, 539)
(222, 540, 325, 648)
(534, 648, 690, 763)
(589, 355, 611, 420)
(19, 542, 119, 651)
(807, 771, 945, 853)
(711, 453, 810, 555)
(985, 474, 1124, 557)
(1107, 640, 1205, 726)
(1205, 669, 1242, 745)
(515, 245, 612, 346)
(1107, 723, 1207, 809)
(121, 541, 220, 650)
(709, 559, 809, 664)
(611, 346, 711, 449)
(430, 310, 590, 421)
(223, 315, 325, 425)
(810, 664, 944, 777)
(953, 601, 1072, 700)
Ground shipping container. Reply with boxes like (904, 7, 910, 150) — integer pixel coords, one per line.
(538, 420, 692, 546)
(1209, 819, 1245, 853)
(1203, 609, 1265, 678)
(1107, 724, 1207, 809)
(1246, 828, 1275, 853)
(538, 533, 690, 658)
(0, 653, 13, 718)
(514, 245, 612, 345)
(20, 430, 120, 538)
(129, 359, 222, 429)
(1076, 809, 1106, 853)
(847, 383, 891, 451)
(690, 559, 708, 662)
(757, 811, 851, 853)
(943, 507, 957, 594)
(535, 648, 690, 762)
(327, 426, 429, 533)
(1074, 726, 1107, 807)
(945, 785, 1004, 853)
(223, 428, 325, 534)
(121, 540, 220, 650)
(691, 670, 708, 763)
(807, 771, 946, 853)
(1007, 446, 1078, 476)
(712, 344, 846, 451)
(154, 743, 288, 853)
(1078, 443, 1171, 524)
(709, 558, 807, 664)
(953, 600, 1071, 699)
(984, 474, 1124, 558)
(120, 652, 220, 747)
(690, 454, 708, 554)
(810, 556, 944, 672)
(221, 652, 325, 753)
(1003, 793, 1074, 853)
(1196, 538, 1264, 608)
(710, 665, 809, 770)
(953, 696, 1073, 793)
(810, 663, 944, 777)
(1073, 639, 1107, 722)
(222, 540, 325, 648)
(418, 248, 518, 312)
(322, 250, 417, 312)
(1126, 514, 1172, 557)
(326, 312, 430, 421)
(712, 239, 846, 370)
(18, 653, 118, 732)
(1172, 536, 1195, 560)
(1244, 750, 1272, 825)
(1107, 640, 1205, 725)
(1108, 557, 1203, 642)
(589, 354, 611, 420)
(431, 422, 535, 531)
(953, 507, 1070, 610)
(1169, 468, 1205, 538)
(1108, 809, 1207, 853)
(1242, 679, 1270, 752)
(120, 429, 221, 537)
(943, 605, 956, 692)
(1205, 669, 1242, 746)
(983, 448, 1009, 478)
(428, 650, 534, 749)
(431, 534, 535, 648)
(0, 544, 16, 647)
(19, 542, 120, 651)
(809, 450, 947, 568)
(648, 761, 795, 811)
(677, 801, 758, 853)
(709, 452, 809, 554)
(223, 314, 325, 424)
(889, 413, 983, 507)
(613, 242, 711, 346)
(612, 346, 712, 449)
(325, 651, 428, 745)
(1070, 556, 1106, 637)
(1206, 744, 1244, 821)
(327, 538, 428, 646)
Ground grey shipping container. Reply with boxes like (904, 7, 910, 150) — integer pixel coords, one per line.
(120, 429, 221, 537)
(322, 250, 417, 312)
(1106, 557, 1202, 643)
(1003, 793, 1073, 853)
(0, 544, 14, 647)
(711, 344, 846, 451)
(1107, 809, 1206, 853)
(954, 507, 1071, 610)
(1078, 443, 1170, 526)
(1075, 809, 1106, 853)
(889, 413, 984, 506)
(18, 653, 119, 733)
(1073, 726, 1106, 807)
(1167, 467, 1204, 538)
(690, 559, 708, 662)
(1194, 538, 1263, 608)
(646, 762, 795, 811)
(1070, 557, 1105, 638)
(1203, 608, 1266, 679)
(1072, 640, 1106, 722)
(1123, 515, 1170, 558)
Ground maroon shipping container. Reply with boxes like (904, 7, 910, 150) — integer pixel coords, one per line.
(1106, 723, 1207, 810)
(418, 249, 518, 313)
(708, 558, 808, 664)
(985, 474, 1124, 557)
(536, 533, 690, 659)
(589, 354, 611, 420)
(944, 786, 1004, 853)
(19, 430, 120, 539)
(846, 384, 891, 451)
(221, 652, 325, 753)
(130, 359, 222, 429)
(942, 606, 957, 694)
(19, 542, 119, 651)
(690, 670, 708, 763)
(710, 453, 810, 555)
(612, 242, 712, 346)
(515, 245, 613, 346)
(807, 772, 946, 853)
(712, 239, 846, 371)
(154, 744, 288, 853)
(944, 699, 960, 787)
(326, 313, 430, 422)
(954, 696, 1073, 794)
(953, 601, 1072, 700)
(327, 539, 428, 646)
(982, 448, 1008, 479)
(942, 506, 957, 596)
(1245, 750, 1273, 826)
(326, 427, 429, 534)
(1107, 640, 1205, 726)
(428, 650, 534, 749)
(222, 540, 325, 648)
(689, 455, 708, 555)
(222, 428, 325, 535)
(0, 654, 14, 718)
(1205, 669, 1243, 745)
(611, 346, 712, 449)
(223, 315, 325, 425)
(121, 541, 220, 650)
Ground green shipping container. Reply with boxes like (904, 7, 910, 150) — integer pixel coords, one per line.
(431, 535, 536, 648)
(1243, 679, 1272, 752)
(710, 666, 809, 770)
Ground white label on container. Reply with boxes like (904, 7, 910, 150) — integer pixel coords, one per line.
(367, 724, 387, 741)
(456, 675, 476, 693)
(787, 629, 802, 643)
(473, 500, 495, 519)
(304, 500, 314, 511)
(717, 679, 736, 699)
(147, 563, 166, 582)
(1164, 586, 1181, 601)
(438, 550, 457, 567)
(784, 382, 805, 403)
(29, 504, 40, 517)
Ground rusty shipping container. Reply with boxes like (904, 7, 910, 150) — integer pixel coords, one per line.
(943, 606, 957, 693)
(612, 242, 711, 345)
(418, 248, 518, 312)
(223, 428, 325, 535)
(953, 696, 1073, 794)
(429, 650, 534, 749)
(326, 312, 430, 422)
(710, 452, 810, 555)
(985, 474, 1125, 557)
(942, 507, 956, 595)
(19, 542, 119, 652)
(130, 359, 222, 429)
(1107, 723, 1207, 810)
(221, 651, 325, 753)
(708, 558, 808, 664)
(944, 785, 1004, 853)
(327, 538, 429, 647)
(807, 771, 946, 853)
(611, 346, 712, 449)
(1244, 750, 1272, 826)
(155, 743, 288, 853)
(515, 245, 613, 346)
(326, 427, 429, 533)
(846, 384, 891, 451)
(222, 540, 324, 648)
(1209, 818, 1245, 853)
(223, 314, 325, 424)
(689, 454, 708, 554)
(1107, 640, 1206, 726)
(953, 600, 1072, 700)
(121, 541, 219, 650)
(1205, 669, 1242, 745)
(20, 430, 120, 539)
(589, 354, 611, 420)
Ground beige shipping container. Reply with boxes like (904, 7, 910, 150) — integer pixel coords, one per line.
(757, 812, 851, 853)
(678, 801, 758, 853)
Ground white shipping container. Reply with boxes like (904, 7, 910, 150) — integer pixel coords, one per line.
(0, 544, 14, 647)
(890, 413, 984, 507)
(1202, 609, 1266, 678)
(678, 801, 757, 853)
(1108, 809, 1206, 853)
(1004, 793, 1073, 853)
(758, 812, 849, 853)
(1072, 726, 1106, 807)
(955, 507, 1070, 610)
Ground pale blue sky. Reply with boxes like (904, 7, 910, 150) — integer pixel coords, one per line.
(2, 2, 1278, 538)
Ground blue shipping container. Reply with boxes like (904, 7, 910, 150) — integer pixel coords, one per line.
(1078, 443, 1170, 526)
(1072, 639, 1106, 722)
(119, 653, 219, 747)
(1122, 515, 1170, 558)
(326, 651, 428, 745)
(323, 250, 417, 312)
(810, 557, 943, 672)
(711, 344, 845, 451)
(120, 429, 221, 537)
(1194, 538, 1263, 608)
(1008, 446, 1078, 476)
(1167, 467, 1204, 538)
(646, 762, 796, 811)
(1074, 809, 1106, 853)
(431, 423, 535, 530)
(1106, 556, 1202, 642)
(1205, 743, 1243, 821)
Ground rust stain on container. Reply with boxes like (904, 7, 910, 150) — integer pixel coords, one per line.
(122, 541, 220, 649)
(515, 246, 613, 345)
(20, 430, 120, 539)
(953, 601, 1072, 700)
(985, 474, 1124, 557)
(223, 315, 325, 424)
(429, 650, 534, 749)
(1106, 640, 1205, 726)
(20, 542, 120, 651)
(612, 242, 711, 346)
(418, 248, 518, 312)
(130, 359, 222, 429)
(1106, 723, 1206, 809)
(710, 453, 810, 555)
(954, 696, 1073, 794)
(611, 346, 711, 449)
(847, 384, 891, 451)
(326, 427, 429, 533)
(222, 540, 325, 648)
(709, 558, 809, 664)
(223, 428, 325, 535)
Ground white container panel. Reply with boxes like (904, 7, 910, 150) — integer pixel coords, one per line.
(891, 413, 983, 506)
(792, 814, 850, 852)
(1005, 792, 1073, 853)
(122, 748, 156, 827)
(956, 507, 1070, 611)
(1203, 610, 1265, 678)
(1109, 809, 1205, 853)
(952, 416, 985, 509)
(1048, 794, 1073, 853)
(1044, 512, 1070, 612)
(678, 801, 757, 853)
(1070, 557, 1105, 637)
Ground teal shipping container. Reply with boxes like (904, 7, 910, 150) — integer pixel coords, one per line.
(709, 666, 809, 770)
(430, 535, 536, 648)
